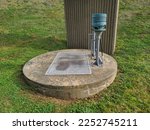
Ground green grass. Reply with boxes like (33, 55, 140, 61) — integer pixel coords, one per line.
(0, 0, 149, 113)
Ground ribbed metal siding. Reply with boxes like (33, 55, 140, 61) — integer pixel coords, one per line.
(64, 0, 119, 55)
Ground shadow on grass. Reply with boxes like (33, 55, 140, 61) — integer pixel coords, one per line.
(0, 33, 67, 51)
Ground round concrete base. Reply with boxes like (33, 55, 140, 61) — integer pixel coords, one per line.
(23, 49, 117, 99)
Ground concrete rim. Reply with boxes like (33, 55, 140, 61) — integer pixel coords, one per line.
(23, 49, 117, 99)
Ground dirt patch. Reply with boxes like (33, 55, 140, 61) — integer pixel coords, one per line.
(0, 57, 7, 62)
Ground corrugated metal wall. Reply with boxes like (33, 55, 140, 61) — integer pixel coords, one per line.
(64, 0, 119, 55)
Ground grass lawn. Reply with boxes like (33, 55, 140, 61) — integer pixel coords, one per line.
(0, 0, 149, 112)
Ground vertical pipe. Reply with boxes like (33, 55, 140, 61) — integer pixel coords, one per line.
(93, 31, 96, 57)
(95, 33, 99, 66)
(95, 32, 103, 66)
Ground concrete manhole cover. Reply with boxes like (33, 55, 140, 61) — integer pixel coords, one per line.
(23, 49, 117, 99)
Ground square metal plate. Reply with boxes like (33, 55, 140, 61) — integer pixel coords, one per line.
(45, 51, 91, 75)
